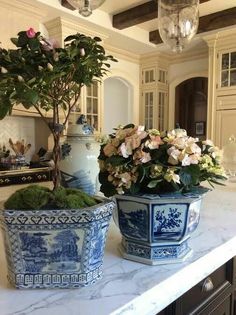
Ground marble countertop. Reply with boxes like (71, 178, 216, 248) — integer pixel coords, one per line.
(0, 182, 236, 315)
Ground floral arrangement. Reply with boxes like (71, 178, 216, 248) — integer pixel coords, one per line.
(0, 28, 116, 190)
(98, 124, 227, 197)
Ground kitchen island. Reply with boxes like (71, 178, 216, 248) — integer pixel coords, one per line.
(0, 182, 236, 315)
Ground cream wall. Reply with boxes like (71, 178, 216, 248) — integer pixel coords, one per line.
(0, 0, 45, 48)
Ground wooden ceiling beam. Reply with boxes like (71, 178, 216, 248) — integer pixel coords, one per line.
(61, 0, 76, 11)
(112, 0, 210, 30)
(150, 7, 236, 45)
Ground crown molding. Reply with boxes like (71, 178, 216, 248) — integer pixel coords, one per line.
(45, 17, 108, 42)
(104, 44, 140, 64)
(168, 46, 208, 64)
(0, 0, 46, 20)
(203, 27, 236, 49)
(140, 51, 170, 67)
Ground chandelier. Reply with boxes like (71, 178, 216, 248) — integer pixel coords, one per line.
(67, 0, 106, 17)
(158, 0, 199, 53)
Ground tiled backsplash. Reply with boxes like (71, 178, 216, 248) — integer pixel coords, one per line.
(0, 116, 35, 161)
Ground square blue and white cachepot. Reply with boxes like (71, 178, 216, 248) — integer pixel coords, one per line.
(0, 198, 114, 289)
(114, 188, 209, 265)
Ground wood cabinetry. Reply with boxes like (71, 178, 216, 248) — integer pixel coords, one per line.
(158, 258, 235, 315)
(140, 63, 168, 131)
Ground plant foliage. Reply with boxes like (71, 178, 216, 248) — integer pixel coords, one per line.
(98, 125, 227, 197)
(0, 28, 117, 189)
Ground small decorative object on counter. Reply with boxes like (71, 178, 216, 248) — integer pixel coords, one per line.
(0, 28, 117, 289)
(98, 124, 227, 265)
(222, 135, 236, 181)
(60, 114, 100, 195)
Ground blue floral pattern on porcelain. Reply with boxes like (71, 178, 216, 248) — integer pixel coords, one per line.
(115, 190, 207, 265)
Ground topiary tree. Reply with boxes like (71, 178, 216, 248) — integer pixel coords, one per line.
(0, 28, 116, 190)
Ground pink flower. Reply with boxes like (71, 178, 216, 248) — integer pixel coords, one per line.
(26, 28, 36, 38)
(103, 143, 117, 157)
(145, 135, 163, 149)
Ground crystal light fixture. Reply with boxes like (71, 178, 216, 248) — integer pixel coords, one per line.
(158, 0, 199, 53)
(67, 0, 106, 17)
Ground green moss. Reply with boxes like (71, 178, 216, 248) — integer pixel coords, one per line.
(4, 184, 98, 210)
(4, 185, 51, 210)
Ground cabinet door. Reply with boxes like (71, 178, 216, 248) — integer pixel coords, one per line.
(142, 67, 156, 85)
(215, 110, 236, 147)
(85, 81, 100, 132)
(219, 51, 236, 88)
(68, 82, 101, 132)
(158, 90, 168, 131)
(142, 90, 167, 131)
(142, 90, 156, 129)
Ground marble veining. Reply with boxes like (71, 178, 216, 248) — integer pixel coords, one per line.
(0, 182, 236, 314)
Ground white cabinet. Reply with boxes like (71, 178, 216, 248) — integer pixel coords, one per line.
(69, 81, 101, 132)
(215, 109, 236, 147)
(141, 64, 168, 131)
(218, 50, 236, 90)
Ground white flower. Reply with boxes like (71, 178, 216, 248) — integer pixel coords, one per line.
(17, 75, 24, 82)
(1, 67, 8, 74)
(119, 142, 130, 158)
(47, 63, 53, 71)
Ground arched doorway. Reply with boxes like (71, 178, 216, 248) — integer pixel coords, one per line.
(103, 77, 132, 134)
(175, 77, 208, 139)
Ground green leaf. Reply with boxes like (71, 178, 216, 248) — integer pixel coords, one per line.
(147, 179, 162, 189)
(28, 38, 40, 51)
(22, 89, 39, 106)
(123, 123, 135, 129)
(179, 170, 192, 186)
(0, 99, 11, 119)
(106, 155, 127, 166)
(10, 38, 18, 46)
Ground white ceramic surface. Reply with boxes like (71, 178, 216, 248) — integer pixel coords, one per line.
(0, 182, 236, 315)
(60, 125, 100, 195)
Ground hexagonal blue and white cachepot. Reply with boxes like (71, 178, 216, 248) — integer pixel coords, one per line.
(114, 187, 209, 265)
(0, 198, 114, 289)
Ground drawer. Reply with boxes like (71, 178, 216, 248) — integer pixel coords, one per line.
(178, 262, 232, 315)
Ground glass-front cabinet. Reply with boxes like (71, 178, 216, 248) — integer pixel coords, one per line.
(141, 62, 168, 131)
(142, 89, 167, 131)
(69, 81, 101, 132)
(219, 50, 236, 89)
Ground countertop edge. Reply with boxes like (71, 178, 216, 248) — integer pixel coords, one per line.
(112, 235, 236, 315)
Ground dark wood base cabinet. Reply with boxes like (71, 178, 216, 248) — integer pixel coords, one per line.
(157, 258, 236, 315)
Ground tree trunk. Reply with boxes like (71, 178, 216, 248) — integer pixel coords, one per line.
(52, 134, 61, 190)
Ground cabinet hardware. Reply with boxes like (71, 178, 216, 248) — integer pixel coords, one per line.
(202, 277, 214, 292)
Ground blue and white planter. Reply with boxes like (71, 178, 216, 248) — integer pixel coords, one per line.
(114, 188, 209, 265)
(0, 198, 114, 289)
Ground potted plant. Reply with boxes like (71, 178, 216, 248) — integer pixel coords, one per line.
(0, 28, 116, 288)
(98, 124, 227, 265)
